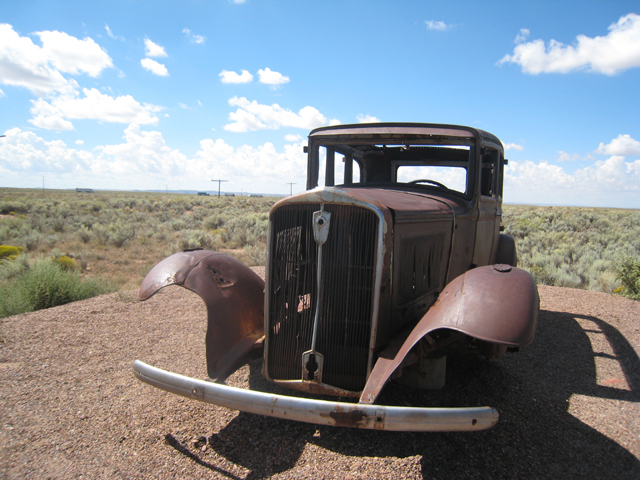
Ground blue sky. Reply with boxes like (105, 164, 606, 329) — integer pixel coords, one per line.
(1, 1, 639, 207)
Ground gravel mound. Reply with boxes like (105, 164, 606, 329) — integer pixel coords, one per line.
(1, 280, 639, 479)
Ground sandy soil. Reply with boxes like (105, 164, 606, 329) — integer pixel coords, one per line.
(1, 278, 639, 479)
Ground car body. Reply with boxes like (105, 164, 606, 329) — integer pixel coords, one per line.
(134, 123, 539, 432)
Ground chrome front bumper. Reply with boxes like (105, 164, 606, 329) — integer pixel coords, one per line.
(133, 360, 498, 432)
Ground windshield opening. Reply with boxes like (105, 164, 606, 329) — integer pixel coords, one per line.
(311, 140, 473, 198)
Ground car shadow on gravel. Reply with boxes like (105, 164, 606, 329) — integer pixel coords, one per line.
(178, 309, 640, 479)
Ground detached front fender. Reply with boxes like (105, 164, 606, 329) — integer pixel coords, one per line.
(139, 250, 265, 381)
(360, 265, 539, 404)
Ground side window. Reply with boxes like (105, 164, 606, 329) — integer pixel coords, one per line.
(319, 147, 360, 186)
(480, 147, 499, 198)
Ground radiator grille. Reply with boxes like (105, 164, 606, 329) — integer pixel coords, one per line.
(267, 203, 378, 392)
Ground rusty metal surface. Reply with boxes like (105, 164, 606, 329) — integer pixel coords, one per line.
(309, 123, 477, 140)
(265, 188, 393, 388)
(139, 251, 265, 381)
(133, 360, 499, 432)
(360, 265, 539, 404)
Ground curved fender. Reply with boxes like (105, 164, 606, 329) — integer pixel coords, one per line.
(360, 265, 538, 404)
(139, 250, 265, 381)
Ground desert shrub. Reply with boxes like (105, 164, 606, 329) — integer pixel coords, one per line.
(132, 211, 147, 223)
(21, 233, 42, 251)
(53, 255, 78, 271)
(503, 205, 640, 293)
(174, 230, 215, 251)
(94, 225, 110, 246)
(615, 258, 640, 299)
(0, 245, 24, 260)
(243, 243, 268, 267)
(226, 213, 268, 247)
(171, 219, 187, 231)
(76, 226, 92, 243)
(0, 253, 29, 281)
(108, 224, 136, 248)
(0, 201, 28, 214)
(0, 257, 114, 318)
(212, 228, 229, 244)
(154, 229, 168, 241)
(43, 234, 59, 249)
(203, 213, 228, 230)
(93, 223, 135, 247)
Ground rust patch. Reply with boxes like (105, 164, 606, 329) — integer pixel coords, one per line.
(327, 409, 367, 427)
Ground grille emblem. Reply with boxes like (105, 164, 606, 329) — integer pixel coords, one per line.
(312, 210, 331, 244)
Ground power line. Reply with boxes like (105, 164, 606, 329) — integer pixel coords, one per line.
(286, 182, 296, 196)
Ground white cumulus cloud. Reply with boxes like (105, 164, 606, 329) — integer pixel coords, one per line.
(357, 114, 380, 123)
(504, 143, 524, 152)
(224, 97, 331, 132)
(189, 137, 307, 183)
(556, 151, 580, 162)
(425, 21, 452, 31)
(93, 124, 186, 176)
(182, 29, 206, 44)
(258, 68, 290, 86)
(219, 69, 253, 84)
(515, 28, 530, 44)
(499, 13, 640, 75)
(29, 88, 162, 129)
(0, 127, 93, 174)
(596, 134, 640, 156)
(0, 24, 112, 95)
(144, 38, 167, 58)
(0, 125, 311, 193)
(105, 25, 124, 41)
(36, 29, 113, 77)
(504, 156, 640, 207)
(141, 58, 168, 76)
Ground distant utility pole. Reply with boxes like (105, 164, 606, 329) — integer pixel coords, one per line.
(211, 179, 228, 198)
(42, 176, 45, 194)
(166, 185, 168, 194)
(286, 182, 296, 196)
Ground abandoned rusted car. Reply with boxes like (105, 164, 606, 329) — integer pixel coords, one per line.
(134, 123, 539, 432)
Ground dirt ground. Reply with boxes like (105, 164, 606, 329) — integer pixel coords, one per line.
(1, 278, 639, 479)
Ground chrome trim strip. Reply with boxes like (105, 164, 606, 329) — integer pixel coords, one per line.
(134, 360, 498, 432)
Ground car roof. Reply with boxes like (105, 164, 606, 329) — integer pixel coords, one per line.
(308, 122, 501, 146)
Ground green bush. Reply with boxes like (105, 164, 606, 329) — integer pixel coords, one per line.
(615, 258, 640, 300)
(53, 255, 78, 271)
(0, 245, 24, 260)
(0, 257, 115, 318)
(0, 253, 29, 281)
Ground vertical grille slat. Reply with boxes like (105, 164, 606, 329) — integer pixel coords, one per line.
(267, 203, 378, 392)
